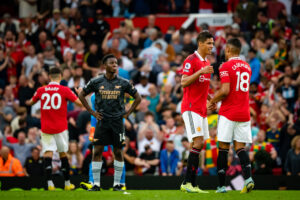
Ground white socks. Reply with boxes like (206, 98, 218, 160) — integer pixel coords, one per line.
(92, 161, 103, 187)
(47, 180, 54, 187)
(65, 180, 70, 187)
(113, 160, 124, 186)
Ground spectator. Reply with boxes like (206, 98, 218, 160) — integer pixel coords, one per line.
(200, 120, 218, 175)
(67, 140, 83, 175)
(285, 135, 300, 176)
(279, 122, 300, 167)
(0, 146, 25, 177)
(0, 96, 15, 132)
(10, 107, 27, 133)
(135, 98, 151, 123)
(127, 29, 144, 58)
(274, 39, 288, 70)
(289, 36, 300, 70)
(250, 129, 277, 174)
(139, 42, 162, 68)
(83, 43, 100, 80)
(156, 84, 178, 116)
(177, 137, 190, 175)
(139, 145, 160, 175)
(256, 12, 275, 37)
(135, 76, 151, 97)
(248, 48, 261, 84)
(138, 124, 163, 154)
(259, 0, 286, 20)
(157, 61, 176, 87)
(266, 117, 281, 152)
(160, 140, 179, 176)
(24, 147, 43, 176)
(2, 130, 39, 166)
(45, 9, 68, 35)
(236, 0, 258, 30)
(21, 45, 37, 77)
(0, 13, 19, 35)
(18, 75, 35, 111)
(19, 0, 37, 19)
(277, 75, 298, 112)
(161, 117, 177, 140)
(0, 48, 9, 89)
(145, 84, 159, 115)
(61, 51, 78, 72)
(257, 36, 278, 61)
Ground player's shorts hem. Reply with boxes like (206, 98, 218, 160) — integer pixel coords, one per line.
(232, 139, 252, 144)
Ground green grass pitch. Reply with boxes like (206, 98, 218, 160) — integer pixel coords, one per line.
(0, 190, 299, 200)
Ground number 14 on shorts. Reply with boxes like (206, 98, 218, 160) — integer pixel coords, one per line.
(119, 132, 125, 142)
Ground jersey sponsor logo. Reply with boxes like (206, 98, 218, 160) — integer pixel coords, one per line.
(185, 63, 191, 69)
(220, 71, 229, 78)
(99, 90, 121, 99)
(115, 85, 121, 89)
(199, 75, 210, 82)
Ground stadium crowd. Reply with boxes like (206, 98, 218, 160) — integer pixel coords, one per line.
(1, 0, 300, 178)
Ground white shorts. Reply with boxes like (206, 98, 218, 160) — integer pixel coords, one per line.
(217, 115, 252, 143)
(41, 130, 69, 153)
(182, 111, 209, 142)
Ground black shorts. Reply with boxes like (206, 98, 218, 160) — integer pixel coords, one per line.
(94, 117, 125, 148)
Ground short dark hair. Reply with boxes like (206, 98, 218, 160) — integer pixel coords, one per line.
(181, 137, 188, 142)
(196, 31, 213, 43)
(31, 147, 40, 153)
(49, 67, 61, 75)
(226, 38, 241, 53)
(102, 54, 116, 64)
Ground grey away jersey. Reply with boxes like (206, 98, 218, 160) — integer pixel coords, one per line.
(83, 75, 137, 119)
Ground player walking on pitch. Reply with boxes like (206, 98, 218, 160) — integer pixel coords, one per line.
(78, 54, 141, 191)
(180, 31, 215, 193)
(208, 38, 254, 193)
(26, 67, 83, 190)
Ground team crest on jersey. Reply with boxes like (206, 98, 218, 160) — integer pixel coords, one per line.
(115, 85, 121, 89)
(185, 63, 191, 69)
(196, 127, 201, 132)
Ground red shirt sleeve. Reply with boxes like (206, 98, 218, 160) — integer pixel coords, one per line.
(219, 63, 230, 83)
(32, 88, 41, 102)
(182, 60, 194, 76)
(65, 87, 78, 102)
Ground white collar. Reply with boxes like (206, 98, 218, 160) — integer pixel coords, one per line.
(48, 82, 60, 85)
(194, 51, 207, 61)
(229, 57, 241, 61)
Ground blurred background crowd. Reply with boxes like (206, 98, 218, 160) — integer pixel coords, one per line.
(0, 0, 300, 178)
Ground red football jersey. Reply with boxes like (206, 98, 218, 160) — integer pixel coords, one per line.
(181, 51, 211, 118)
(219, 57, 252, 122)
(32, 82, 78, 134)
